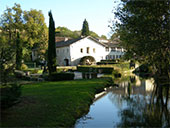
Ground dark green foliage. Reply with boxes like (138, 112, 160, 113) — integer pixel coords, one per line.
(105, 77, 118, 87)
(101, 35, 107, 40)
(114, 0, 170, 77)
(0, 3, 48, 64)
(16, 32, 22, 70)
(134, 64, 150, 73)
(89, 31, 99, 38)
(112, 70, 121, 78)
(48, 11, 56, 74)
(97, 67, 114, 74)
(55, 26, 99, 39)
(133, 64, 152, 78)
(46, 72, 75, 81)
(56, 27, 80, 39)
(77, 66, 114, 74)
(79, 56, 95, 65)
(0, 84, 21, 109)
(81, 19, 90, 36)
(97, 60, 117, 65)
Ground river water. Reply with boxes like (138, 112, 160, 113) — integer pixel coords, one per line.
(75, 75, 170, 128)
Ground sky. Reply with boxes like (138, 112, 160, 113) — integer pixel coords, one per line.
(0, 0, 120, 37)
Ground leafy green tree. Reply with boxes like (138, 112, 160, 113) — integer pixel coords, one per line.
(81, 19, 90, 36)
(16, 32, 22, 70)
(89, 31, 99, 38)
(48, 11, 56, 74)
(114, 0, 170, 78)
(23, 9, 48, 61)
(101, 35, 107, 40)
(110, 32, 119, 41)
(24, 9, 48, 47)
(1, 3, 48, 62)
(12, 4, 23, 32)
(0, 4, 22, 75)
(0, 32, 15, 83)
(55, 26, 99, 39)
(56, 26, 80, 38)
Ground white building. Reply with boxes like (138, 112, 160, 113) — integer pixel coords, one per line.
(56, 36, 125, 66)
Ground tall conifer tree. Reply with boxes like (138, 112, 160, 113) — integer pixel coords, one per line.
(16, 32, 22, 70)
(81, 19, 90, 36)
(48, 11, 56, 74)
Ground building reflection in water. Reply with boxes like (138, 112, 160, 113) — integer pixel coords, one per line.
(108, 75, 170, 127)
(75, 74, 169, 128)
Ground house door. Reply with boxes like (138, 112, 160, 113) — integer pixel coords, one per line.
(64, 59, 69, 66)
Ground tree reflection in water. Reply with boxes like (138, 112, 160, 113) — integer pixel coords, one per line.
(116, 77, 170, 127)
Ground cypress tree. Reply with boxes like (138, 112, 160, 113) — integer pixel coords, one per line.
(48, 11, 56, 74)
(16, 32, 22, 70)
(81, 19, 90, 36)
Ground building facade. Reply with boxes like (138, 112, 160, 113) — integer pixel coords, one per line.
(56, 36, 125, 66)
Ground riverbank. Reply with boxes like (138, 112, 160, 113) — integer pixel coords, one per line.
(1, 78, 109, 127)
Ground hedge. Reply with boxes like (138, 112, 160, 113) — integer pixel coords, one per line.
(46, 72, 75, 81)
(77, 66, 114, 74)
(0, 84, 21, 109)
(97, 60, 117, 65)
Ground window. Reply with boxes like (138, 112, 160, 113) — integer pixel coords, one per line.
(111, 47, 116, 52)
(80, 48, 83, 53)
(105, 47, 109, 52)
(113, 55, 115, 59)
(87, 47, 90, 53)
(93, 48, 95, 53)
(117, 47, 121, 52)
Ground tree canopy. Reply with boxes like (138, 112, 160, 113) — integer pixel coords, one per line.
(114, 0, 170, 77)
(101, 35, 107, 40)
(0, 3, 48, 62)
(55, 26, 99, 39)
(55, 26, 80, 38)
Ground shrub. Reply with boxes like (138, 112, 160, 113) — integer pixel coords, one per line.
(97, 60, 117, 65)
(133, 64, 152, 74)
(47, 72, 75, 81)
(77, 66, 114, 74)
(97, 67, 114, 74)
(79, 56, 96, 65)
(31, 69, 39, 74)
(112, 70, 121, 78)
(21, 64, 28, 70)
(132, 64, 152, 78)
(0, 84, 21, 109)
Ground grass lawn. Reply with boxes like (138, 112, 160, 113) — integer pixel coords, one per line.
(1, 78, 109, 127)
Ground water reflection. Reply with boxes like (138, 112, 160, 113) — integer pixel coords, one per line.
(74, 72, 103, 79)
(117, 85, 170, 127)
(75, 75, 170, 128)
